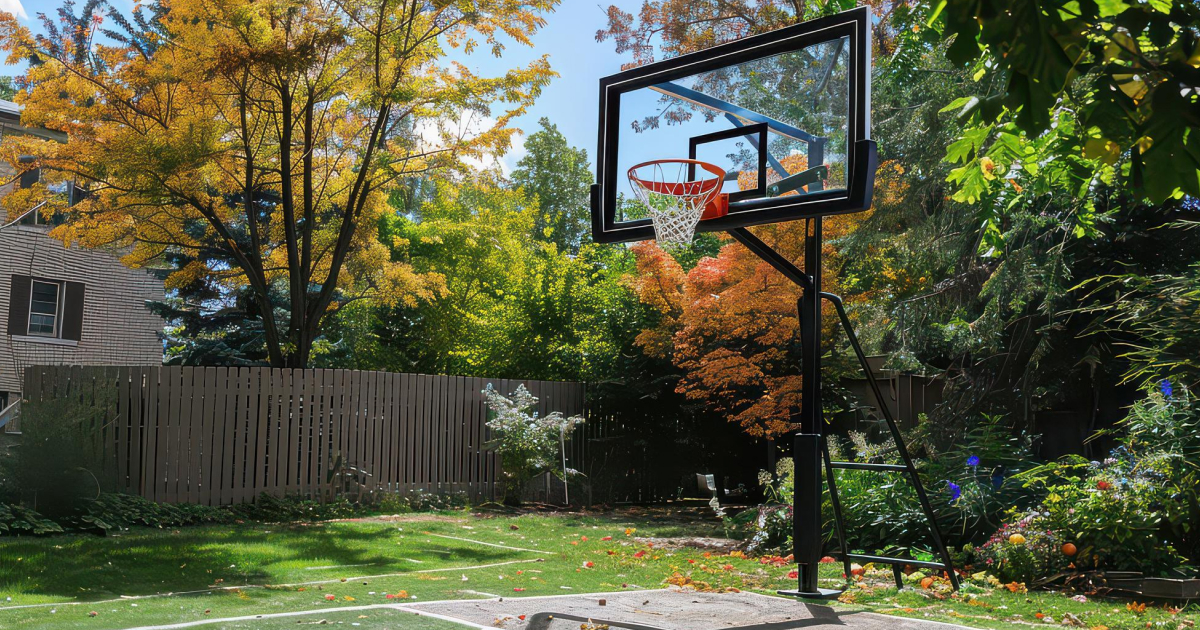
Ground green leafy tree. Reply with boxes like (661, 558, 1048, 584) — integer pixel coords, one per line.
(510, 118, 593, 252)
(0, 76, 16, 101)
(328, 174, 637, 383)
(930, 0, 1200, 204)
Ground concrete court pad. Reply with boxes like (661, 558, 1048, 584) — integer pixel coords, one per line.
(404, 588, 971, 630)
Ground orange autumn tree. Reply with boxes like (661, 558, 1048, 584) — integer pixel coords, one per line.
(629, 215, 868, 437)
(0, 0, 556, 367)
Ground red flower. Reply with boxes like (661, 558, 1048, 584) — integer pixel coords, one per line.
(787, 570, 799, 579)
(584, 561, 594, 568)
(513, 588, 525, 592)
(820, 556, 836, 564)
(633, 551, 646, 559)
(688, 559, 696, 564)
(601, 536, 613, 541)
(722, 564, 734, 571)
(1097, 480, 1112, 491)
(325, 595, 336, 601)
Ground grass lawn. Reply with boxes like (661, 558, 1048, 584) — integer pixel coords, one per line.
(0, 509, 1194, 630)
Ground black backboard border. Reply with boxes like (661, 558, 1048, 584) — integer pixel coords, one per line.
(591, 6, 875, 244)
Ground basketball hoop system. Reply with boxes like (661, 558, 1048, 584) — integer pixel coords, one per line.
(627, 159, 729, 248)
(589, 7, 961, 601)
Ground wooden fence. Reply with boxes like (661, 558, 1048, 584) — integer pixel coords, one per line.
(21, 366, 586, 506)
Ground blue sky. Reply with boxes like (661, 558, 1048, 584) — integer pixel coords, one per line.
(448, 1, 645, 170)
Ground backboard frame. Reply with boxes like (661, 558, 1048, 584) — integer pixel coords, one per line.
(590, 6, 876, 244)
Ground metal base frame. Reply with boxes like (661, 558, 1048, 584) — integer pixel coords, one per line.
(775, 588, 843, 600)
(728, 223, 959, 596)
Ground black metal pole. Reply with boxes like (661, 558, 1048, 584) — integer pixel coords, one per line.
(796, 217, 823, 595)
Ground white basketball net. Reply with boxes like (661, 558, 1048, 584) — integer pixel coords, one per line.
(628, 161, 723, 249)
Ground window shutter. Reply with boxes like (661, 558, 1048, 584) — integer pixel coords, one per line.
(6, 275, 31, 337)
(18, 167, 39, 189)
(61, 282, 86, 342)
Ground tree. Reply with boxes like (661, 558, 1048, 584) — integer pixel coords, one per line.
(331, 174, 638, 383)
(0, 76, 15, 101)
(0, 0, 556, 367)
(931, 0, 1200, 204)
(510, 118, 593, 252)
(629, 213, 865, 437)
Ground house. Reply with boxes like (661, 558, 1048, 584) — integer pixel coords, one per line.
(0, 99, 165, 432)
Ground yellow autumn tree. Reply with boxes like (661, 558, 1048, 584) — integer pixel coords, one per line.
(0, 0, 557, 367)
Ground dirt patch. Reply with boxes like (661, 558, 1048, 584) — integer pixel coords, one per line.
(631, 536, 740, 553)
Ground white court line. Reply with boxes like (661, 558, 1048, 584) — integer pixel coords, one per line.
(0, 559, 546, 613)
(124, 591, 663, 630)
(424, 532, 545, 554)
(123, 603, 491, 630)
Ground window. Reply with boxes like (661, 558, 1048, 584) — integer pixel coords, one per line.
(27, 280, 61, 337)
(6, 275, 84, 342)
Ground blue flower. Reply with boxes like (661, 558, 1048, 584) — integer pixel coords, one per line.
(947, 481, 962, 503)
(967, 455, 980, 467)
(1160, 379, 1174, 398)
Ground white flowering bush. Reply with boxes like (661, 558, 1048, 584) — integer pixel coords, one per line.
(482, 384, 583, 503)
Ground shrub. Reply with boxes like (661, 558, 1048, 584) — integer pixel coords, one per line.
(67, 493, 230, 533)
(0, 503, 62, 535)
(1012, 383, 1198, 576)
(482, 384, 583, 504)
(725, 458, 793, 554)
(913, 413, 1042, 545)
(974, 512, 1071, 584)
(0, 395, 118, 517)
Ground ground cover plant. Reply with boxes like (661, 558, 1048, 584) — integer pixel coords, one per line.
(1, 510, 1196, 630)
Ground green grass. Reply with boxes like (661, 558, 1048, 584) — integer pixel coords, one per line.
(0, 511, 1195, 630)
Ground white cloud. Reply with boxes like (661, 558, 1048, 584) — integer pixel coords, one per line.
(0, 0, 26, 20)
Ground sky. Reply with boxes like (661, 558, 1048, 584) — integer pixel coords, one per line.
(446, 1, 645, 172)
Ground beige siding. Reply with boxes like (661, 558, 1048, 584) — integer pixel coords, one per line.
(0, 157, 164, 395)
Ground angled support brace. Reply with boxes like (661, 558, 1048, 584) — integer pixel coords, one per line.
(652, 82, 819, 143)
(820, 291, 960, 591)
